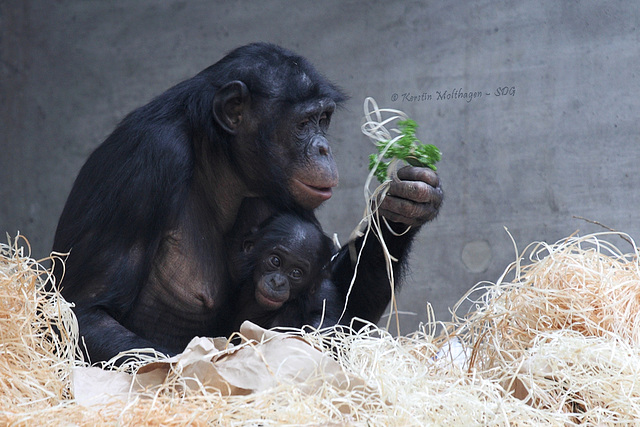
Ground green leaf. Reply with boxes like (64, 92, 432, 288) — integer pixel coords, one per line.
(368, 118, 441, 182)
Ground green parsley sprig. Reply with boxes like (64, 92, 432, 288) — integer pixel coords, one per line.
(368, 119, 441, 183)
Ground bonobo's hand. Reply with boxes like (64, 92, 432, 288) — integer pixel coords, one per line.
(378, 166, 443, 227)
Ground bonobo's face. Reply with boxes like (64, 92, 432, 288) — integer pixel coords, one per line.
(282, 98, 339, 210)
(215, 89, 340, 211)
(253, 244, 312, 310)
(211, 43, 346, 211)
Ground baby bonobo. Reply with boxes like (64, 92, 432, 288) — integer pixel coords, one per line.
(228, 212, 336, 331)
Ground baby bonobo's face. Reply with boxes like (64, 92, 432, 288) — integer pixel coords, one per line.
(253, 244, 312, 310)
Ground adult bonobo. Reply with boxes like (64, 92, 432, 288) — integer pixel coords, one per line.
(52, 43, 443, 362)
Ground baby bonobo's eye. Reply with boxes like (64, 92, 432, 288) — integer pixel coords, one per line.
(289, 268, 303, 279)
(269, 255, 281, 268)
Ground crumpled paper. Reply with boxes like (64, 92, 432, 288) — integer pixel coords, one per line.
(73, 321, 365, 406)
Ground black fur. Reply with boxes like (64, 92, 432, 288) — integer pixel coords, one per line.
(52, 43, 423, 362)
(229, 213, 336, 330)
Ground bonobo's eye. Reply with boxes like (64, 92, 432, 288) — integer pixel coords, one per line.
(296, 118, 310, 132)
(289, 268, 303, 280)
(269, 255, 281, 268)
(319, 112, 331, 128)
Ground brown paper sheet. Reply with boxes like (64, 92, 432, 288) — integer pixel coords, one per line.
(73, 321, 365, 404)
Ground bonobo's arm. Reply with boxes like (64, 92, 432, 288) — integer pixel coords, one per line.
(77, 306, 174, 363)
(330, 166, 443, 325)
(51, 121, 192, 363)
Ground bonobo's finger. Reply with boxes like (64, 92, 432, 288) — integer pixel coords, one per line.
(378, 165, 443, 227)
(396, 166, 440, 189)
(387, 179, 443, 206)
(378, 194, 440, 227)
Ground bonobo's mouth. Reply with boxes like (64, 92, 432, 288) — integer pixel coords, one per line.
(292, 179, 335, 206)
(256, 290, 286, 311)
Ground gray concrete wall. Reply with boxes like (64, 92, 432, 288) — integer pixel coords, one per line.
(2, 1, 639, 333)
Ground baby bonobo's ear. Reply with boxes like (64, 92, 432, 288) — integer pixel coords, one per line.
(242, 226, 261, 253)
(241, 239, 255, 254)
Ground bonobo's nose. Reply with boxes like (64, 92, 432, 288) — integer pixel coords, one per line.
(270, 275, 287, 289)
(314, 136, 331, 156)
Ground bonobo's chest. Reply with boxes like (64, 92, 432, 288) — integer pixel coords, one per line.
(124, 229, 233, 349)
(152, 232, 226, 309)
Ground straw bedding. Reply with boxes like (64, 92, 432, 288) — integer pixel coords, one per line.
(1, 231, 640, 425)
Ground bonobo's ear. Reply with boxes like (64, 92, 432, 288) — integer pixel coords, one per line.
(213, 80, 250, 134)
(241, 239, 254, 254)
